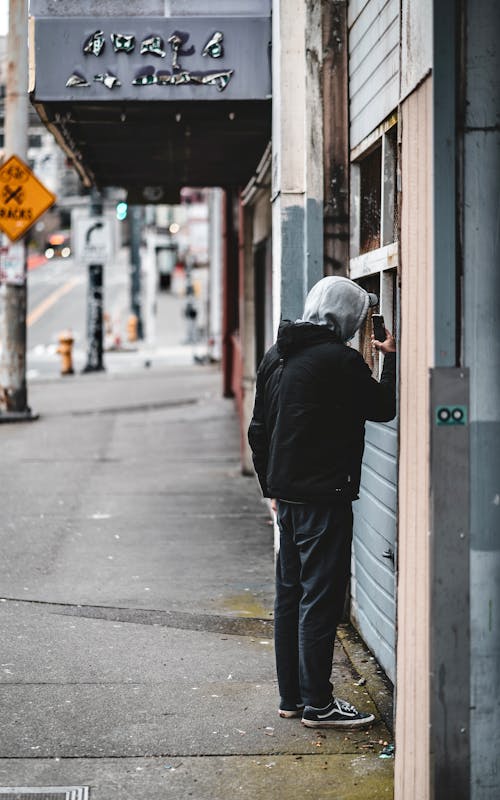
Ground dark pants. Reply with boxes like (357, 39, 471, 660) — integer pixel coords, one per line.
(274, 499, 353, 708)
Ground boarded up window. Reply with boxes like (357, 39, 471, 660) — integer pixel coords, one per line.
(350, 120, 398, 259)
(384, 124, 399, 245)
(360, 145, 382, 253)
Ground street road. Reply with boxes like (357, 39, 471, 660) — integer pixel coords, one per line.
(27, 252, 128, 378)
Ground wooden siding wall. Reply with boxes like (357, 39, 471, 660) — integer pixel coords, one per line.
(348, 0, 400, 148)
(395, 76, 433, 800)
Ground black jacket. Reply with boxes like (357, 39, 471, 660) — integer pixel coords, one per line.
(247, 321, 396, 503)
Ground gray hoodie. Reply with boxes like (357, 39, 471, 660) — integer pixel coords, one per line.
(299, 276, 378, 342)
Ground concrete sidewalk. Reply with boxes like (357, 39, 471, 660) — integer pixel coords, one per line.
(0, 359, 393, 798)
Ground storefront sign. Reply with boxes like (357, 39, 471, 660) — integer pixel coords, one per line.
(33, 17, 271, 102)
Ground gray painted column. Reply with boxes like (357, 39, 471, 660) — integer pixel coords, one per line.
(430, 2, 470, 794)
(463, 2, 500, 796)
(271, 0, 323, 328)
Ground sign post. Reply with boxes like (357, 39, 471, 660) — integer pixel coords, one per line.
(129, 206, 144, 340)
(82, 262, 105, 373)
(81, 198, 108, 373)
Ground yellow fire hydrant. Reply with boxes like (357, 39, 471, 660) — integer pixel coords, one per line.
(57, 330, 74, 375)
(127, 314, 138, 343)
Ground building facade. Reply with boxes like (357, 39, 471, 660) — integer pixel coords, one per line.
(265, 3, 499, 798)
(30, 1, 499, 797)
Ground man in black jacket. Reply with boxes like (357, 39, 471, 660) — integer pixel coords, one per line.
(248, 276, 396, 728)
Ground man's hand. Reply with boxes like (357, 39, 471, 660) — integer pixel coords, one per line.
(271, 498, 277, 513)
(372, 328, 396, 354)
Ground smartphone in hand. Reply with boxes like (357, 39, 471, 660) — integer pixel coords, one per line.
(372, 313, 386, 342)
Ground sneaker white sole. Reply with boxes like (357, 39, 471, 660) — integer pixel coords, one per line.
(301, 713, 375, 729)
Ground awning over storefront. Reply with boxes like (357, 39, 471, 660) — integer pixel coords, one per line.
(30, 16, 271, 201)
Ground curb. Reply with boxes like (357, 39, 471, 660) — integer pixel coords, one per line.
(337, 623, 394, 734)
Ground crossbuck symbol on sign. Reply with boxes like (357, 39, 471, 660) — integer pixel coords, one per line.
(2, 184, 24, 205)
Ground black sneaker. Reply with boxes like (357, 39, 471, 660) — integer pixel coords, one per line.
(278, 701, 305, 719)
(301, 697, 375, 728)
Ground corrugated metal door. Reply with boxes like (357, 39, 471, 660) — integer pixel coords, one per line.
(352, 417, 398, 681)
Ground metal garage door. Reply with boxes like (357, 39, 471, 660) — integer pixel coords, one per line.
(352, 417, 398, 681)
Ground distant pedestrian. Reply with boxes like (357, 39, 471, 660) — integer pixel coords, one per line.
(248, 276, 396, 728)
(184, 300, 198, 343)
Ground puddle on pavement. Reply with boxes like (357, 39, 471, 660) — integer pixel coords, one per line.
(220, 593, 273, 619)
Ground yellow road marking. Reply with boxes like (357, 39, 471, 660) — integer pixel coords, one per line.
(27, 276, 82, 328)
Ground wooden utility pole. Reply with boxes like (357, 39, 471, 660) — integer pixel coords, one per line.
(0, 0, 34, 419)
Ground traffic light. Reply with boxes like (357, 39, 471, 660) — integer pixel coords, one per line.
(116, 201, 128, 221)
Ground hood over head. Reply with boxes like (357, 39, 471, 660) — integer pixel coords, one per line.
(299, 276, 378, 342)
(276, 320, 337, 357)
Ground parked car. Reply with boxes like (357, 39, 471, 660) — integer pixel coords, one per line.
(44, 232, 71, 259)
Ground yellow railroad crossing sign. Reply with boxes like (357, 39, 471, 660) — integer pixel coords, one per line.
(0, 154, 56, 242)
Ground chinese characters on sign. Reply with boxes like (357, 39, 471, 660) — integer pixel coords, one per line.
(67, 29, 234, 92)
